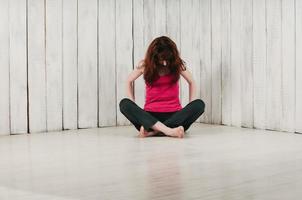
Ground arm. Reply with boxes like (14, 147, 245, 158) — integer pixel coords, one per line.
(126, 61, 144, 101)
(180, 69, 197, 102)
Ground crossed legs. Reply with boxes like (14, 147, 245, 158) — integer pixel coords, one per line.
(119, 98, 205, 138)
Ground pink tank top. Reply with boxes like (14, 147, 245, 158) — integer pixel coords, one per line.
(144, 74, 182, 112)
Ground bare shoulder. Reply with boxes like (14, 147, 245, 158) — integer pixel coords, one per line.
(135, 59, 145, 73)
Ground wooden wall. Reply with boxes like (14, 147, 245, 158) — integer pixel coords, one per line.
(0, 0, 301, 135)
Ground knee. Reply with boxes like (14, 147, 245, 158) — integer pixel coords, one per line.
(119, 98, 132, 112)
(191, 99, 205, 113)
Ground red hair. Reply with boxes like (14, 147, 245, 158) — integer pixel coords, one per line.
(142, 36, 186, 85)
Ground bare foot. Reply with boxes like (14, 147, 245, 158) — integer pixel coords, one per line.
(168, 126, 184, 138)
(138, 126, 147, 137)
(138, 126, 158, 137)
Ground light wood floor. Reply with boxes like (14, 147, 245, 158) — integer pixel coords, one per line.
(0, 123, 302, 200)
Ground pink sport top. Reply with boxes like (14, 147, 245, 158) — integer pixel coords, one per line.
(144, 74, 182, 112)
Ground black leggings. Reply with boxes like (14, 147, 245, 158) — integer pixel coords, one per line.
(119, 98, 205, 133)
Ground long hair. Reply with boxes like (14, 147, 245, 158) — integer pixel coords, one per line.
(143, 36, 186, 85)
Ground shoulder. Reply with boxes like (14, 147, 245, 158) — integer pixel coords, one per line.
(135, 59, 145, 73)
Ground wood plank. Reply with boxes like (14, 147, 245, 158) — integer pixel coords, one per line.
(0, 0, 10, 135)
(199, 0, 212, 124)
(99, 0, 116, 126)
(133, 0, 145, 108)
(221, 0, 231, 126)
(143, 0, 155, 45)
(77, 0, 98, 128)
(191, 0, 201, 122)
(296, 0, 302, 133)
(230, 0, 242, 127)
(9, 0, 27, 134)
(62, 0, 78, 130)
(266, 0, 282, 131)
(281, 0, 295, 132)
(28, 0, 47, 133)
(253, 0, 267, 130)
(166, 0, 180, 47)
(154, 0, 166, 36)
(46, 0, 63, 131)
(240, 0, 253, 128)
(211, 0, 222, 124)
(116, 0, 133, 125)
(180, 0, 192, 106)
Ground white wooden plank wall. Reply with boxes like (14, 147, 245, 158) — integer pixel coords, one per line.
(211, 0, 222, 124)
(253, 0, 267, 130)
(230, 0, 242, 127)
(199, 0, 212, 124)
(180, 0, 191, 106)
(62, 0, 78, 130)
(77, 0, 98, 128)
(281, 0, 295, 132)
(221, 0, 231, 126)
(266, 0, 282, 131)
(297, 0, 302, 133)
(133, 0, 145, 108)
(191, 0, 202, 122)
(99, 0, 116, 126)
(27, 0, 47, 133)
(0, 0, 10, 135)
(166, 0, 181, 52)
(46, 0, 63, 131)
(9, 0, 28, 134)
(116, 0, 133, 125)
(240, 0, 253, 128)
(1, 0, 302, 135)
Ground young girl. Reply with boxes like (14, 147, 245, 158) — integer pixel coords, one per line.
(119, 36, 205, 138)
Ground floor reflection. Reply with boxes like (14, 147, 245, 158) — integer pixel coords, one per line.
(146, 150, 184, 200)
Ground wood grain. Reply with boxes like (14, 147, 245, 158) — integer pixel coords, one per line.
(0, 0, 10, 135)
(9, 0, 28, 134)
(199, 0, 212, 124)
(62, 0, 78, 130)
(116, 0, 133, 125)
(296, 0, 302, 133)
(46, 0, 63, 131)
(221, 0, 231, 126)
(28, 0, 47, 133)
(0, 124, 302, 199)
(266, 0, 282, 131)
(133, 0, 145, 108)
(240, 0, 253, 128)
(281, 0, 295, 132)
(231, 0, 242, 127)
(180, 0, 192, 106)
(77, 0, 98, 128)
(253, 0, 267, 130)
(99, 0, 116, 126)
(211, 0, 222, 124)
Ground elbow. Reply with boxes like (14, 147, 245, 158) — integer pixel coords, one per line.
(126, 80, 133, 87)
(126, 79, 134, 90)
(126, 76, 133, 85)
(189, 79, 196, 86)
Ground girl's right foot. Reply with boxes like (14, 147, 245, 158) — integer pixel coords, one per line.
(139, 126, 158, 137)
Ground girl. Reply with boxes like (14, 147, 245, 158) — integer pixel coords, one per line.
(119, 36, 205, 138)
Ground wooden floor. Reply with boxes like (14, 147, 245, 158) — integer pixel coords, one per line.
(0, 123, 302, 200)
